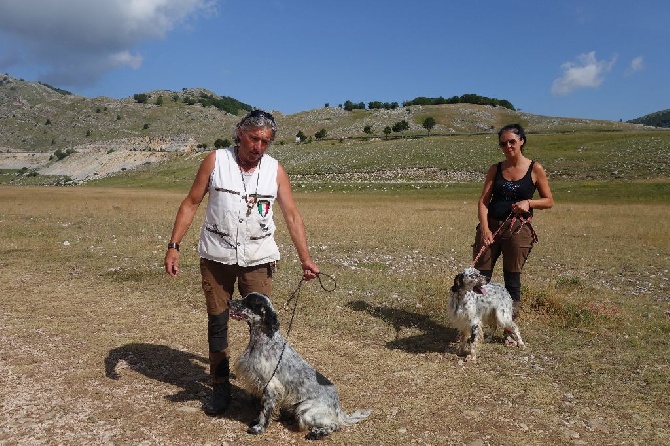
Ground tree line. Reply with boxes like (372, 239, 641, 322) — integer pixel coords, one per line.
(133, 90, 251, 116)
(340, 94, 515, 111)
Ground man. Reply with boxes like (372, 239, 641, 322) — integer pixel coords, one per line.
(164, 110, 319, 414)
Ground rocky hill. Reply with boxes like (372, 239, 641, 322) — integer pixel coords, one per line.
(0, 73, 650, 183)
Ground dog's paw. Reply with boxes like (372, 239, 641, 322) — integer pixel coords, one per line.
(306, 427, 330, 440)
(247, 424, 265, 435)
(504, 336, 518, 348)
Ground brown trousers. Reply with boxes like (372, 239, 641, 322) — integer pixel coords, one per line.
(473, 217, 535, 273)
(200, 258, 274, 382)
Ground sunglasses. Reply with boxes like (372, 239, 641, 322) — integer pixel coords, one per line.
(499, 139, 520, 147)
(246, 109, 275, 123)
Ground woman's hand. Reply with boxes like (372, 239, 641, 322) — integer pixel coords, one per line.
(511, 199, 531, 215)
(481, 227, 494, 246)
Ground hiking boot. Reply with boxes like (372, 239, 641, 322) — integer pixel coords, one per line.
(207, 381, 231, 415)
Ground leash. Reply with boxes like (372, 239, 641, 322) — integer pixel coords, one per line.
(262, 272, 336, 393)
(472, 213, 511, 267)
(471, 213, 537, 267)
(281, 272, 336, 338)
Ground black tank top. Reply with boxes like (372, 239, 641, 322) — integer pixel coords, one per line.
(488, 161, 536, 220)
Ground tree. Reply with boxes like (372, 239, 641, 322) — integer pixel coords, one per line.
(383, 126, 392, 139)
(133, 93, 149, 104)
(214, 138, 231, 148)
(368, 101, 399, 110)
(343, 100, 365, 111)
(422, 117, 436, 135)
(392, 120, 410, 137)
(314, 128, 327, 140)
(53, 148, 76, 160)
(363, 125, 373, 135)
(295, 130, 306, 143)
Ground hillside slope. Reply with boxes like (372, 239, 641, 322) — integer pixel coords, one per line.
(0, 73, 658, 184)
(627, 109, 670, 128)
(1, 74, 644, 150)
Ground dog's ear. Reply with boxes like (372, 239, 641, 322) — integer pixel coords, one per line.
(261, 302, 280, 335)
(451, 273, 464, 292)
(244, 292, 280, 335)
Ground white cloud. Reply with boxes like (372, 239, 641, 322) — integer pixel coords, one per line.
(625, 56, 644, 76)
(0, 0, 217, 87)
(551, 51, 617, 96)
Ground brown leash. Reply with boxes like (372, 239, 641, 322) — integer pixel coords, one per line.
(471, 213, 538, 267)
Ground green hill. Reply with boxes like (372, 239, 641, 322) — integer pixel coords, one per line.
(1, 73, 645, 153)
(627, 109, 670, 128)
(2, 73, 669, 189)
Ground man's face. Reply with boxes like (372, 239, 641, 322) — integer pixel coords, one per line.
(237, 127, 273, 166)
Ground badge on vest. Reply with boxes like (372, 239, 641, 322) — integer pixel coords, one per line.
(257, 200, 270, 217)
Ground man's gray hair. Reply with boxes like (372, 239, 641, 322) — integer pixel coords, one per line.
(234, 110, 278, 143)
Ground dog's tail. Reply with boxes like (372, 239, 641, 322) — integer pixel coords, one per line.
(338, 408, 371, 426)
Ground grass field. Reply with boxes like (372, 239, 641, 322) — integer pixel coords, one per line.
(1, 181, 668, 444)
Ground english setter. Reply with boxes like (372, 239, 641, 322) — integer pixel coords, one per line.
(229, 292, 371, 440)
(448, 267, 525, 361)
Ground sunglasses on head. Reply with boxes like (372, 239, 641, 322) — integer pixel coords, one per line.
(246, 109, 275, 123)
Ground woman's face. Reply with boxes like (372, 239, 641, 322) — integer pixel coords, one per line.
(498, 130, 524, 157)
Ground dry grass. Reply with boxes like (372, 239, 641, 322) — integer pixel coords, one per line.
(1, 186, 669, 445)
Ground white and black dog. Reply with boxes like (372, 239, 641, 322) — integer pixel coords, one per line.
(448, 267, 525, 361)
(229, 292, 370, 440)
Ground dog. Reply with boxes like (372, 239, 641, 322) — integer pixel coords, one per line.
(229, 292, 370, 440)
(447, 267, 525, 361)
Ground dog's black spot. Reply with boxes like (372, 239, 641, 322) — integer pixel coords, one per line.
(315, 370, 334, 387)
(244, 292, 270, 313)
(451, 273, 464, 293)
(243, 292, 279, 334)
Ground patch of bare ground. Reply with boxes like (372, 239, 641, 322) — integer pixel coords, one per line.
(1, 187, 668, 445)
(0, 136, 196, 183)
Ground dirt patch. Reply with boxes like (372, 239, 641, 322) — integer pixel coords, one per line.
(0, 151, 52, 169)
(0, 136, 197, 182)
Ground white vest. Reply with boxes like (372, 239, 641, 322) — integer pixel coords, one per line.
(198, 147, 280, 266)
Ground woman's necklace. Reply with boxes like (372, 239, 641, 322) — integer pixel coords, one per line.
(235, 148, 262, 216)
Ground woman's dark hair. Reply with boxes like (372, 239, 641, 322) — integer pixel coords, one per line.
(498, 123, 526, 151)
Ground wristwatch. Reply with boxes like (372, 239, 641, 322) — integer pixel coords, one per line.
(167, 242, 180, 251)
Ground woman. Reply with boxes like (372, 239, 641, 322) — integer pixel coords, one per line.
(164, 110, 320, 414)
(473, 123, 553, 330)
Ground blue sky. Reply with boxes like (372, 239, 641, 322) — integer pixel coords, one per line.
(0, 1, 667, 121)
